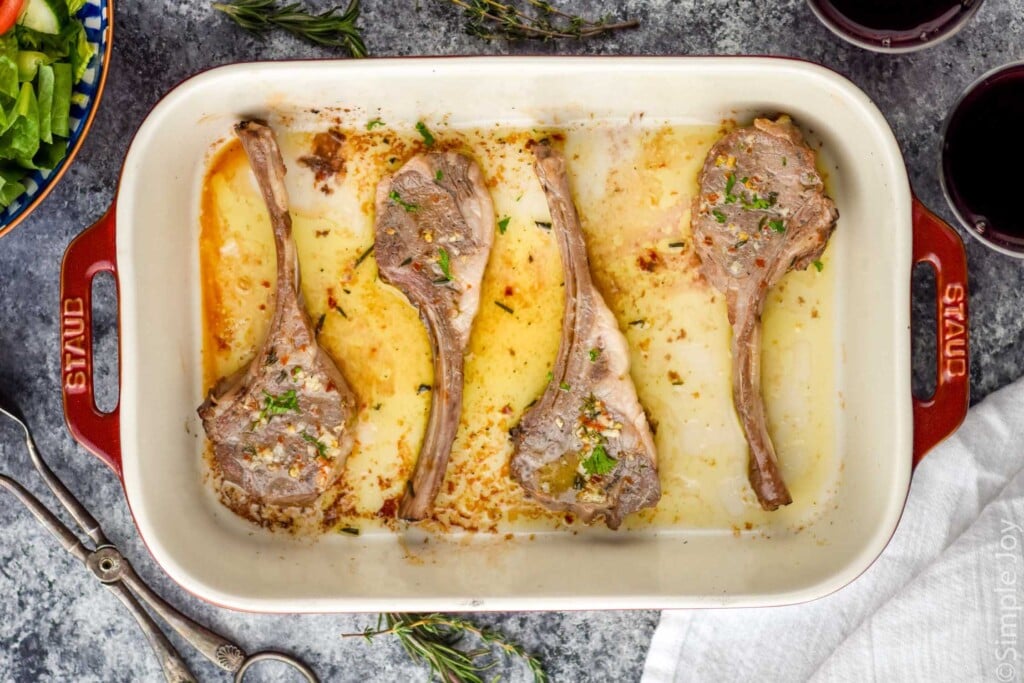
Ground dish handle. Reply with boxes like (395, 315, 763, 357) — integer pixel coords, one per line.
(60, 206, 122, 479)
(911, 197, 970, 467)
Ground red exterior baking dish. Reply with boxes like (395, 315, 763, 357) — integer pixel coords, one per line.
(59, 57, 968, 612)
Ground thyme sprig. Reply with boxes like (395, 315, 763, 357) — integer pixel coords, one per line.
(345, 613, 548, 683)
(451, 0, 638, 41)
(212, 0, 367, 57)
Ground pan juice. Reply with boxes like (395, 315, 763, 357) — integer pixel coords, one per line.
(198, 118, 839, 537)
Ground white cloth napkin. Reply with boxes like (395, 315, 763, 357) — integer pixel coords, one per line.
(643, 377, 1024, 683)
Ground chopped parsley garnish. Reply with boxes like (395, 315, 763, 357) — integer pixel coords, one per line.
(388, 190, 418, 212)
(733, 238, 749, 249)
(573, 473, 585, 490)
(668, 241, 685, 249)
(291, 366, 302, 379)
(301, 431, 328, 458)
(260, 390, 300, 421)
(581, 394, 600, 419)
(400, 256, 413, 267)
(768, 219, 786, 233)
(535, 221, 552, 231)
(495, 301, 514, 314)
(781, 156, 787, 166)
(742, 193, 777, 211)
(265, 347, 278, 366)
(559, 381, 571, 392)
(588, 348, 600, 362)
(582, 444, 617, 476)
(366, 118, 384, 130)
(498, 216, 511, 234)
(812, 259, 824, 272)
(354, 244, 375, 267)
(712, 209, 727, 224)
(545, 371, 554, 382)
(415, 121, 435, 147)
(724, 173, 737, 203)
(435, 169, 444, 181)
(437, 247, 452, 281)
(339, 526, 360, 536)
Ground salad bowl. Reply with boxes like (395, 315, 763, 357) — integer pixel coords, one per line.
(0, 0, 111, 240)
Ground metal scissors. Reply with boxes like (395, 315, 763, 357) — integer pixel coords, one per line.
(0, 392, 319, 683)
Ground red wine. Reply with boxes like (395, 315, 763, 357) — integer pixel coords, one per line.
(942, 65, 1024, 249)
(809, 0, 980, 50)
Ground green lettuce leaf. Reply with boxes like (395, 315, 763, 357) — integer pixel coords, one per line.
(14, 24, 68, 56)
(0, 82, 41, 162)
(17, 139, 67, 170)
(0, 34, 20, 103)
(50, 61, 70, 137)
(15, 21, 94, 84)
(66, 21, 94, 84)
(0, 168, 27, 208)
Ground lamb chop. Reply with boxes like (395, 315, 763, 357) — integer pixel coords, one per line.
(374, 152, 495, 521)
(691, 115, 838, 510)
(198, 121, 357, 508)
(510, 143, 660, 530)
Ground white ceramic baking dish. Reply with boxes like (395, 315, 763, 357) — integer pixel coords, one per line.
(59, 57, 969, 612)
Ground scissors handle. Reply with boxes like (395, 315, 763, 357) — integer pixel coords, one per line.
(113, 557, 247, 672)
(235, 652, 320, 683)
(116, 562, 319, 681)
(104, 581, 197, 683)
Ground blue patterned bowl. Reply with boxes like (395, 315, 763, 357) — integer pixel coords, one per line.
(0, 0, 112, 238)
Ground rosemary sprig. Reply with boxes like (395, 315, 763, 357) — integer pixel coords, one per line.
(345, 613, 548, 683)
(450, 0, 638, 41)
(212, 0, 367, 57)
(214, 0, 635, 54)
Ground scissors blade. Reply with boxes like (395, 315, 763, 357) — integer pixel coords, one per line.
(0, 474, 89, 564)
(0, 394, 108, 547)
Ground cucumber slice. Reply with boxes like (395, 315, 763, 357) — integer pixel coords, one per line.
(18, 0, 69, 35)
(17, 51, 52, 82)
(37, 63, 53, 144)
(50, 61, 69, 138)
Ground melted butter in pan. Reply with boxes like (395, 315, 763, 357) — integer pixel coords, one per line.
(199, 121, 838, 536)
